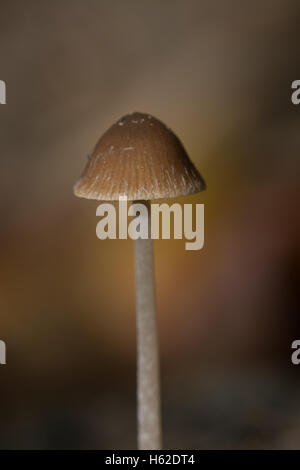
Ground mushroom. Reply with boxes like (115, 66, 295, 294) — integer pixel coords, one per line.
(74, 112, 205, 449)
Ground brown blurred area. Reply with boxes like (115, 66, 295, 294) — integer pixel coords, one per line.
(0, 0, 300, 449)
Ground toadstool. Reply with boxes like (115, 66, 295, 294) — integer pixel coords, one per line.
(74, 112, 205, 449)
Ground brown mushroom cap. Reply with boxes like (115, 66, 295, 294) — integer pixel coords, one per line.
(74, 112, 206, 201)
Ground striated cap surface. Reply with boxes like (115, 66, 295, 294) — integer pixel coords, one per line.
(74, 112, 206, 201)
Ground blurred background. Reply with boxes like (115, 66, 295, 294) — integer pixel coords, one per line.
(0, 0, 300, 449)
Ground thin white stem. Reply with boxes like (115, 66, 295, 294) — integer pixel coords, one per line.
(134, 200, 162, 450)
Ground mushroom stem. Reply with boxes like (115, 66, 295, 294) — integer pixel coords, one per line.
(134, 200, 162, 450)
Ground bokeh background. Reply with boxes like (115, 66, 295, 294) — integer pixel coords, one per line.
(0, 0, 300, 449)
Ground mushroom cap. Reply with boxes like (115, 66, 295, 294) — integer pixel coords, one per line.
(74, 112, 206, 201)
